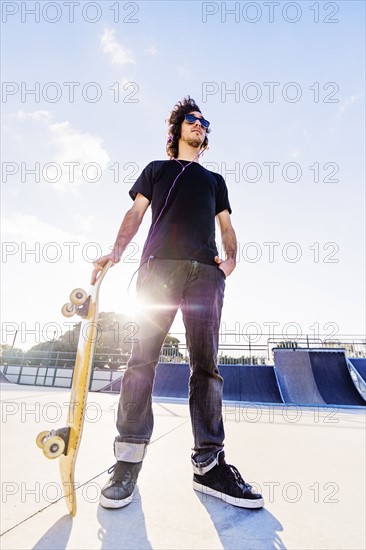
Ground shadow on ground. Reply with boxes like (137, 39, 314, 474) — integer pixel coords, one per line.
(32, 515, 73, 550)
(194, 491, 286, 550)
(96, 488, 152, 550)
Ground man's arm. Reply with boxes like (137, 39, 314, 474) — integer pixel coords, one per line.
(214, 209, 237, 277)
(91, 193, 150, 283)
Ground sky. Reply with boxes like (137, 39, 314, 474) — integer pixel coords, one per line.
(1, 0, 365, 352)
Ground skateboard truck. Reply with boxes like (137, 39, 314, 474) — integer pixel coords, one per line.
(61, 288, 90, 318)
(36, 427, 71, 459)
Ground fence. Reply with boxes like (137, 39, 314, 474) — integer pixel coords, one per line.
(1, 335, 365, 389)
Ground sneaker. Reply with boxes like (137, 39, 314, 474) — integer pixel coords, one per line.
(193, 457, 264, 509)
(100, 461, 142, 509)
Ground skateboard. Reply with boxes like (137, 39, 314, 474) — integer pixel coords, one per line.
(36, 260, 112, 516)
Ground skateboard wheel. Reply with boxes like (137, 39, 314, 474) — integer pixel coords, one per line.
(36, 431, 50, 449)
(70, 288, 87, 306)
(61, 302, 77, 317)
(43, 436, 65, 459)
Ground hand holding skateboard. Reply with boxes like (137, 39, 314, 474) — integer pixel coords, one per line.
(91, 253, 119, 285)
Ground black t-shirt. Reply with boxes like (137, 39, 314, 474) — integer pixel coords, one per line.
(129, 159, 232, 265)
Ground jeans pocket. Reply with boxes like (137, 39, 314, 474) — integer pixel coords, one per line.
(217, 266, 227, 280)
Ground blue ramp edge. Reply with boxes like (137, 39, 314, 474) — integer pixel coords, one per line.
(238, 365, 283, 403)
(309, 351, 366, 406)
(153, 363, 283, 403)
(0, 371, 11, 384)
(348, 358, 366, 383)
(98, 363, 283, 403)
(273, 348, 325, 405)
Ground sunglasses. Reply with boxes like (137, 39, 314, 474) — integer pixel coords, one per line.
(184, 114, 210, 129)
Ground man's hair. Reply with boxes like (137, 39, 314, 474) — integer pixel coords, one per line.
(166, 96, 211, 159)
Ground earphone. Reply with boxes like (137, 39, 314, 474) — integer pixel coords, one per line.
(143, 149, 205, 255)
(127, 149, 205, 292)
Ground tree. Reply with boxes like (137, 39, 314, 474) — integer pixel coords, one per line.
(0, 344, 24, 366)
(160, 334, 184, 362)
(21, 312, 181, 369)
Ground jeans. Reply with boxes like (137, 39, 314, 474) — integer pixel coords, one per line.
(114, 259, 226, 473)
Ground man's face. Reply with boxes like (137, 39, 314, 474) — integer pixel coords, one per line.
(180, 110, 207, 149)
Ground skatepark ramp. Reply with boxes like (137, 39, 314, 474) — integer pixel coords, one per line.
(0, 371, 11, 384)
(348, 358, 366, 383)
(220, 365, 283, 403)
(98, 363, 283, 403)
(152, 363, 189, 398)
(274, 349, 366, 406)
(346, 357, 366, 400)
(97, 363, 188, 396)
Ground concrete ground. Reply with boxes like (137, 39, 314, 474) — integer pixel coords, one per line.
(0, 383, 365, 550)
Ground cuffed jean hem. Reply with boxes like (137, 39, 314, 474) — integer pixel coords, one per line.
(191, 449, 225, 475)
(114, 440, 148, 463)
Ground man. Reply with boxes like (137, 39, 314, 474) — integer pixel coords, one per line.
(92, 96, 264, 510)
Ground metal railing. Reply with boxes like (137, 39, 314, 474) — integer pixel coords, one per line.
(1, 335, 365, 389)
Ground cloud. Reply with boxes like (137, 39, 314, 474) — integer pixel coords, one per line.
(74, 214, 94, 233)
(289, 148, 301, 159)
(100, 28, 136, 66)
(177, 65, 191, 81)
(2, 213, 85, 243)
(337, 94, 362, 118)
(15, 110, 110, 191)
(145, 43, 158, 56)
(17, 110, 52, 123)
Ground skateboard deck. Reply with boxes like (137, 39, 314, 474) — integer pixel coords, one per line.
(36, 260, 112, 515)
